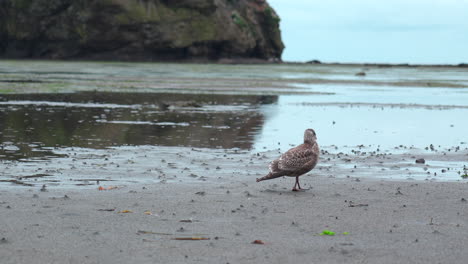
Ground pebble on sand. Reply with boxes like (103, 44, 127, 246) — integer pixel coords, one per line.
(415, 158, 425, 164)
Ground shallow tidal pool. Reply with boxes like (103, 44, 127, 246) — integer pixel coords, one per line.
(0, 61, 467, 186)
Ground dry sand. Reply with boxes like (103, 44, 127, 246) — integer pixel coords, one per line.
(1, 146, 468, 264)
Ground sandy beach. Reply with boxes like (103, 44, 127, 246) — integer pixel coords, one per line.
(1, 145, 468, 264)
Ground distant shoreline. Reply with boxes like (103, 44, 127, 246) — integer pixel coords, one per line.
(0, 57, 467, 68)
(288, 60, 468, 68)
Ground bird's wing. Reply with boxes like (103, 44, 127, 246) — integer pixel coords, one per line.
(268, 159, 280, 173)
(277, 145, 314, 172)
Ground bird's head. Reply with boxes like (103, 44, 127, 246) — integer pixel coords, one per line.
(304, 128, 317, 144)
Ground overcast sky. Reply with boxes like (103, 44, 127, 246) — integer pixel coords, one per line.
(268, 0, 468, 64)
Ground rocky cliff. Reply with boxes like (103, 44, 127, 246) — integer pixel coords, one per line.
(0, 0, 283, 61)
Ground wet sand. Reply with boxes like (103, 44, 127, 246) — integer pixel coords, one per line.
(1, 174, 468, 264)
(1, 146, 468, 263)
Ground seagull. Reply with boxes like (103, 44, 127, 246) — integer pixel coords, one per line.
(256, 129, 319, 191)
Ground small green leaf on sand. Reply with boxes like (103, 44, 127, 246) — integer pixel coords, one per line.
(320, 230, 335, 236)
(342, 232, 349, 235)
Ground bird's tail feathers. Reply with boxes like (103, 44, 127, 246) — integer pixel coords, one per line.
(256, 172, 282, 182)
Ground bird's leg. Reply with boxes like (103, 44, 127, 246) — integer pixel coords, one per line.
(292, 177, 302, 192)
(296, 176, 302, 190)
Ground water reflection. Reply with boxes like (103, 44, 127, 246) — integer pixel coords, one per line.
(0, 92, 277, 160)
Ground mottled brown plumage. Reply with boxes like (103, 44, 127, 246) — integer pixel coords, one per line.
(256, 129, 319, 191)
